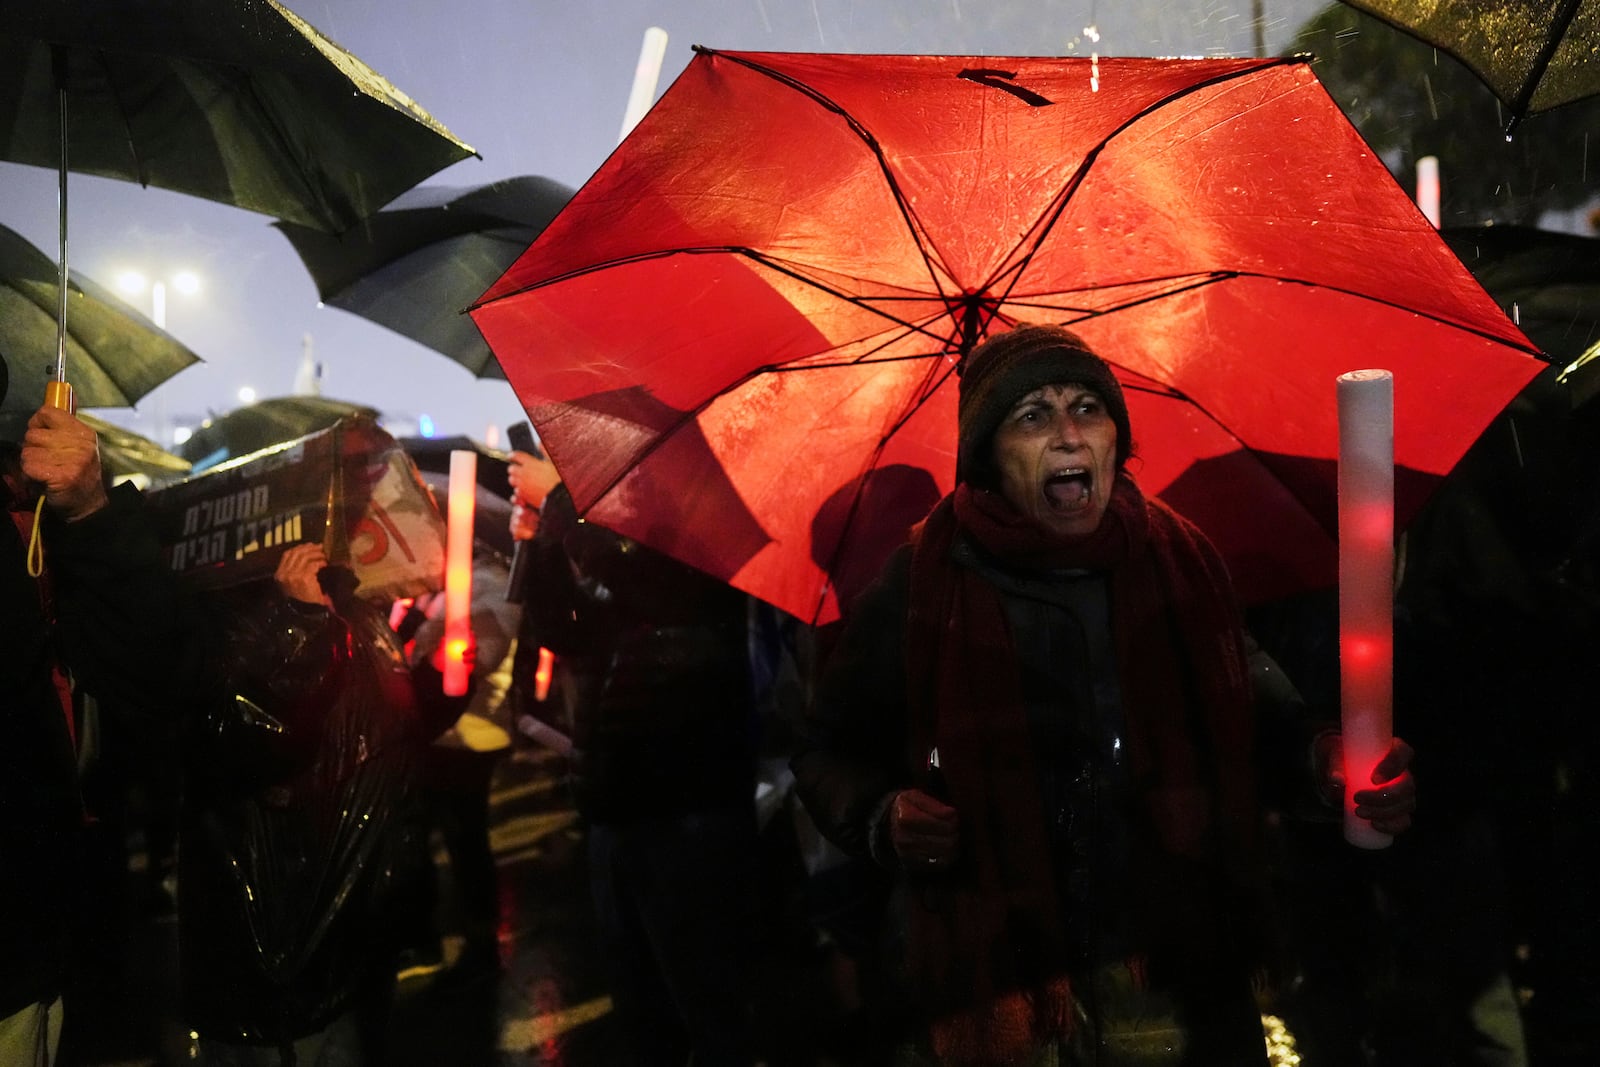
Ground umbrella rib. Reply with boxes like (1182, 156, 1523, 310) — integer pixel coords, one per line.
(571, 344, 953, 529)
(978, 55, 1310, 314)
(807, 355, 958, 623)
(694, 46, 960, 304)
(86, 48, 151, 186)
(1505, 0, 1583, 131)
(472, 242, 959, 354)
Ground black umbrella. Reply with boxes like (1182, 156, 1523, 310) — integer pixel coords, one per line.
(1442, 225, 1600, 364)
(0, 221, 199, 416)
(80, 413, 192, 485)
(397, 435, 512, 497)
(1339, 0, 1600, 131)
(274, 176, 573, 378)
(0, 0, 476, 407)
(179, 396, 380, 473)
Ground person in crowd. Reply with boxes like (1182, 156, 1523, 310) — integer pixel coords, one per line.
(790, 324, 1415, 1066)
(391, 539, 522, 983)
(177, 542, 468, 1066)
(2, 360, 200, 1065)
(508, 449, 764, 1067)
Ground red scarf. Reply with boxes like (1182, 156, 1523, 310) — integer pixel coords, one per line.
(904, 476, 1256, 1064)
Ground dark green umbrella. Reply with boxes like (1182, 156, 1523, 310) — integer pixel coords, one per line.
(275, 176, 573, 378)
(178, 395, 380, 473)
(0, 0, 476, 406)
(1339, 0, 1600, 131)
(0, 221, 200, 416)
(0, 0, 477, 234)
(1442, 225, 1600, 363)
(80, 412, 192, 484)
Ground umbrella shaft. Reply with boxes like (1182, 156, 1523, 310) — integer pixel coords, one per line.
(54, 50, 69, 382)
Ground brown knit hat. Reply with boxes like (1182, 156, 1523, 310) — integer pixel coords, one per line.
(956, 324, 1131, 487)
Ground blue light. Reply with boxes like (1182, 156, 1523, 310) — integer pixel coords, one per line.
(418, 414, 436, 438)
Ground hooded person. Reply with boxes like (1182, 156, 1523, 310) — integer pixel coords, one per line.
(790, 324, 1416, 1065)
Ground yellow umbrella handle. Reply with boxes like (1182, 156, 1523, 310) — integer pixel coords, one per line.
(27, 380, 77, 578)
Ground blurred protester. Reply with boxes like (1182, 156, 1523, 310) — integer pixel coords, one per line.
(2, 366, 200, 1065)
(391, 543, 521, 983)
(791, 325, 1415, 1066)
(509, 447, 764, 1067)
(178, 543, 467, 1066)
(504, 443, 569, 741)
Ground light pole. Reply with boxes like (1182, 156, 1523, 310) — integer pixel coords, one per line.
(115, 268, 201, 331)
(115, 268, 201, 447)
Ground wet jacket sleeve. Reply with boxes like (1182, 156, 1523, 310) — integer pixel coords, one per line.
(1245, 631, 1335, 818)
(790, 545, 915, 860)
(45, 481, 205, 720)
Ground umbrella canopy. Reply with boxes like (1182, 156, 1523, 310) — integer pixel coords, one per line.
(0, 221, 199, 415)
(275, 176, 574, 378)
(471, 50, 1545, 625)
(1337, 0, 1600, 130)
(1442, 225, 1600, 364)
(0, 0, 477, 235)
(397, 435, 512, 497)
(81, 412, 191, 485)
(179, 396, 380, 473)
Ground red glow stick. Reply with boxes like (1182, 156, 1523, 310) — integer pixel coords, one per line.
(443, 450, 477, 696)
(534, 646, 555, 702)
(1337, 369, 1395, 849)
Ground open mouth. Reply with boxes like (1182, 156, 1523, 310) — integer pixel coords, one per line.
(1043, 469, 1093, 510)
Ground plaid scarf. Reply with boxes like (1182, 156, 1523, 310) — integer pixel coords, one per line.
(904, 476, 1256, 1064)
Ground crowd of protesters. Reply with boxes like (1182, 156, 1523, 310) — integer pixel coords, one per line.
(11, 318, 1599, 1066)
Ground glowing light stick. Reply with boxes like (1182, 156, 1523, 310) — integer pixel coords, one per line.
(534, 646, 556, 702)
(443, 450, 477, 696)
(1337, 369, 1395, 849)
(1415, 156, 1441, 228)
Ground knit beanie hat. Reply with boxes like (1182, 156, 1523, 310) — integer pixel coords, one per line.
(956, 324, 1131, 488)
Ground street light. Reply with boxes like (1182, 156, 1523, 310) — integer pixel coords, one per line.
(113, 268, 202, 448)
(115, 268, 201, 330)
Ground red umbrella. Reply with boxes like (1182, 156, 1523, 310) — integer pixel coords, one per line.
(470, 50, 1545, 625)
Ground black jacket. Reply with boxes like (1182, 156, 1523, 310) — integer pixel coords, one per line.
(519, 485, 756, 822)
(178, 577, 450, 1043)
(2, 483, 199, 1017)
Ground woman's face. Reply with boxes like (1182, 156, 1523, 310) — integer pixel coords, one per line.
(990, 383, 1118, 538)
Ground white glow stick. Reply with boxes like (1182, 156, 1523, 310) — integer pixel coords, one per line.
(1337, 369, 1395, 849)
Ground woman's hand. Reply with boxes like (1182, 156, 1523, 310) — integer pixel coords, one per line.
(1316, 734, 1416, 835)
(889, 788, 960, 868)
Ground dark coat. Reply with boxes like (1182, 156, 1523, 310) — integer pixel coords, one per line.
(178, 580, 443, 1043)
(2, 483, 199, 1017)
(518, 485, 756, 822)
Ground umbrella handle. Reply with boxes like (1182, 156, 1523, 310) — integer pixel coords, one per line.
(26, 380, 77, 578)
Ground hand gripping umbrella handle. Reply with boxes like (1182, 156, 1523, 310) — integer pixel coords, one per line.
(31, 46, 75, 577)
(26, 380, 77, 578)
